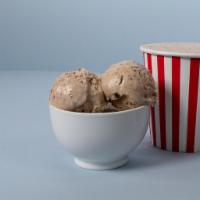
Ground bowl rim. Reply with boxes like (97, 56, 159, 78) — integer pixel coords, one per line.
(49, 104, 149, 116)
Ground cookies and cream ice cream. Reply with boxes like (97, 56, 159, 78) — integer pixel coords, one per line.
(101, 60, 157, 111)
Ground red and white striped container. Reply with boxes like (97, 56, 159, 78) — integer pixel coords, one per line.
(140, 43, 200, 152)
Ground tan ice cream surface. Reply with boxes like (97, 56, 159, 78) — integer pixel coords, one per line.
(140, 42, 200, 57)
(49, 69, 108, 112)
(101, 60, 157, 111)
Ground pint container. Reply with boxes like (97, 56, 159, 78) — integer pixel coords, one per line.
(140, 43, 200, 152)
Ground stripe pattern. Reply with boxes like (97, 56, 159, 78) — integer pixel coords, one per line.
(144, 53, 200, 152)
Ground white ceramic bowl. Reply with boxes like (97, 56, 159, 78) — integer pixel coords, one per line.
(49, 104, 150, 170)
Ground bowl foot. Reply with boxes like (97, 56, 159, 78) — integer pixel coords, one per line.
(74, 157, 128, 170)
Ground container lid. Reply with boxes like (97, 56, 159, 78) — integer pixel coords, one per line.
(140, 42, 200, 58)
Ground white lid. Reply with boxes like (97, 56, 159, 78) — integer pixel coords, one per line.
(140, 42, 200, 58)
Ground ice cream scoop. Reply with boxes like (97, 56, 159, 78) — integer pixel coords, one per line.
(49, 69, 108, 112)
(101, 60, 157, 111)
